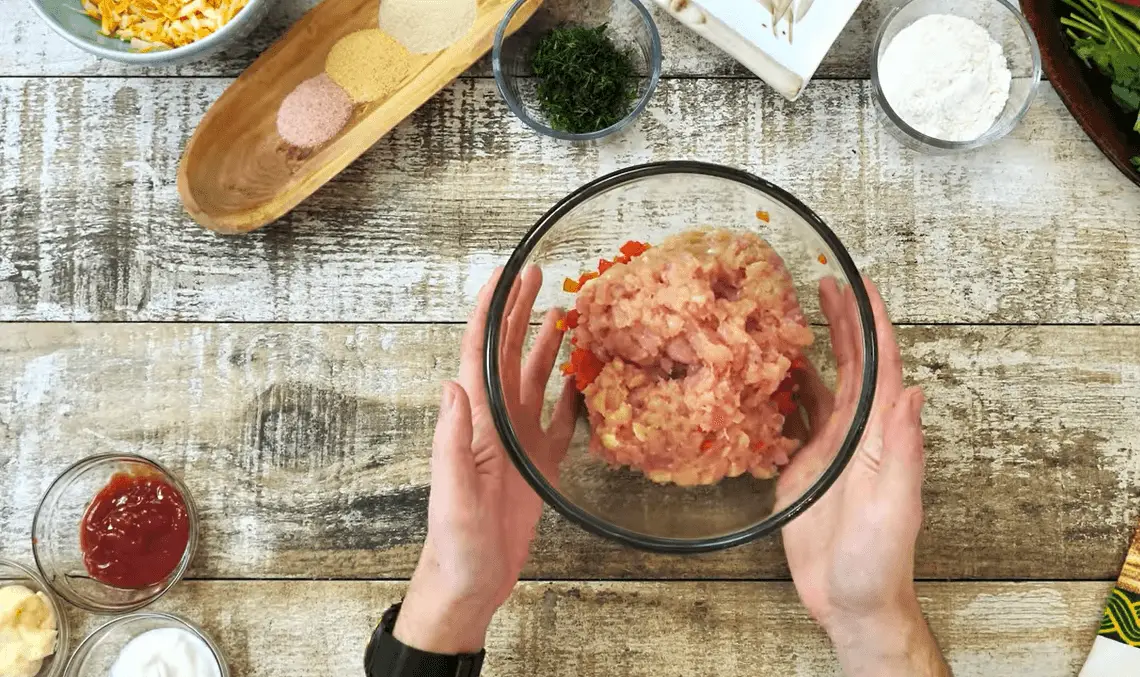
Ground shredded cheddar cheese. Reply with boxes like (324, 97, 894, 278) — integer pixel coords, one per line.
(82, 0, 249, 50)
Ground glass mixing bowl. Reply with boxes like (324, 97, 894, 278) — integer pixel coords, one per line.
(484, 162, 878, 553)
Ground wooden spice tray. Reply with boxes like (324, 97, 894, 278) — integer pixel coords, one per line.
(178, 0, 541, 234)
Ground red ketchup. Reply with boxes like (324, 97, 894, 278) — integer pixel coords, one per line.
(79, 472, 191, 589)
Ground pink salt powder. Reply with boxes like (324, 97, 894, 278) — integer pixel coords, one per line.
(276, 73, 354, 149)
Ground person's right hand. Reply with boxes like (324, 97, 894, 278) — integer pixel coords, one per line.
(394, 267, 576, 655)
(776, 278, 951, 677)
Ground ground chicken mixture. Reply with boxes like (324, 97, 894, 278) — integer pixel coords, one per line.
(560, 229, 813, 486)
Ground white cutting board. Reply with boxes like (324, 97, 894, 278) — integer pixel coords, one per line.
(651, 0, 863, 100)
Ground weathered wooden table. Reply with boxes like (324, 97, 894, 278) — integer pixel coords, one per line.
(2, 1, 1138, 674)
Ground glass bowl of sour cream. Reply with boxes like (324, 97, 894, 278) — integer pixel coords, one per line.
(871, 0, 1042, 152)
(64, 612, 228, 677)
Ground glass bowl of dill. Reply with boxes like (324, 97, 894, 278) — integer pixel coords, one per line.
(492, 0, 662, 141)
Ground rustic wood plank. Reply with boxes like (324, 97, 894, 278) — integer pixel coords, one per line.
(0, 0, 888, 78)
(2, 323, 1137, 580)
(53, 581, 1110, 676)
(2, 77, 1137, 323)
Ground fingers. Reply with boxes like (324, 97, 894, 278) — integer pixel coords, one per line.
(794, 360, 834, 432)
(459, 268, 504, 397)
(430, 382, 477, 507)
(522, 309, 567, 409)
(501, 266, 544, 393)
(819, 278, 861, 414)
(819, 277, 854, 376)
(880, 387, 926, 504)
(539, 379, 579, 480)
(505, 267, 543, 358)
(865, 277, 904, 408)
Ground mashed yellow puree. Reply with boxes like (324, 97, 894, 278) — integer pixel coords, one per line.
(0, 585, 57, 677)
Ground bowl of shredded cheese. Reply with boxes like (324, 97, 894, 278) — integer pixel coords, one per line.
(26, 0, 272, 64)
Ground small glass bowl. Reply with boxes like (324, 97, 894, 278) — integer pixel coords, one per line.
(0, 558, 70, 677)
(871, 0, 1042, 153)
(492, 0, 662, 141)
(33, 454, 199, 614)
(64, 612, 229, 677)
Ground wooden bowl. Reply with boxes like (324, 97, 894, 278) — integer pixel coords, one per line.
(178, 0, 541, 233)
(1022, 0, 1140, 188)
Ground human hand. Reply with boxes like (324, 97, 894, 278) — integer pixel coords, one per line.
(776, 278, 949, 677)
(394, 266, 577, 654)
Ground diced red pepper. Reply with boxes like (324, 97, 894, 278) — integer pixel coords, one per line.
(614, 255, 631, 265)
(791, 356, 807, 371)
(598, 258, 614, 274)
(817, 253, 828, 265)
(773, 390, 797, 416)
(560, 362, 574, 375)
(755, 210, 770, 223)
(570, 348, 604, 391)
(565, 309, 580, 329)
(620, 240, 650, 258)
(563, 277, 581, 293)
(700, 439, 714, 452)
(578, 271, 599, 287)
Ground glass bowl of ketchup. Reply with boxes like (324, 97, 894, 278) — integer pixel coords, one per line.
(32, 454, 198, 614)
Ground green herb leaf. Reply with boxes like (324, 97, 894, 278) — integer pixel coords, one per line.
(531, 24, 638, 135)
(1074, 36, 1140, 89)
(1069, 20, 1140, 170)
(1115, 82, 1140, 111)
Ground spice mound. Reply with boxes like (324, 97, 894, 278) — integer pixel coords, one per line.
(80, 471, 192, 589)
(532, 24, 638, 134)
(562, 230, 813, 486)
(110, 628, 221, 677)
(878, 14, 1011, 142)
(379, 0, 476, 54)
(82, 0, 249, 51)
(326, 29, 412, 104)
(277, 74, 354, 148)
(0, 585, 57, 677)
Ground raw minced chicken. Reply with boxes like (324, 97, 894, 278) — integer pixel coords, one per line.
(569, 229, 813, 486)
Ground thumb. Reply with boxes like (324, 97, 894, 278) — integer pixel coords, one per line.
(431, 381, 476, 503)
(879, 387, 926, 504)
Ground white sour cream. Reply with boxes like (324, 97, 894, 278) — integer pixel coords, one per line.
(110, 628, 222, 677)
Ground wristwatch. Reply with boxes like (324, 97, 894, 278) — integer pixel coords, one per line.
(364, 602, 486, 677)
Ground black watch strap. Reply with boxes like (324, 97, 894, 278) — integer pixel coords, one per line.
(364, 602, 485, 677)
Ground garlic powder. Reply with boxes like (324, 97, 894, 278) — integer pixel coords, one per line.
(878, 14, 1012, 142)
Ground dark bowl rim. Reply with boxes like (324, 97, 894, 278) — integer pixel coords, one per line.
(1021, 0, 1140, 188)
(483, 160, 878, 554)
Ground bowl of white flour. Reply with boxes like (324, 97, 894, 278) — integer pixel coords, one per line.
(871, 0, 1041, 153)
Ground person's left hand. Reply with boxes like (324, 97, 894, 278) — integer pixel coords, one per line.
(394, 266, 577, 654)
